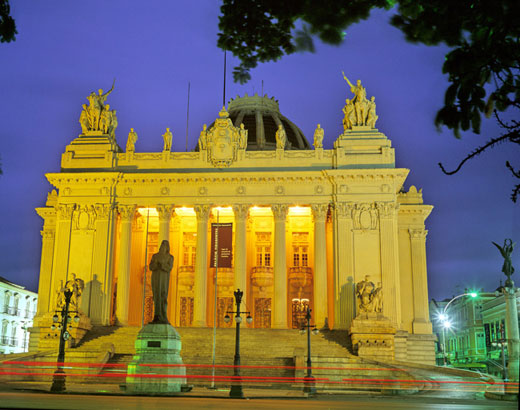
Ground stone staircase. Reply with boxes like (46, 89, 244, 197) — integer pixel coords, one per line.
(73, 326, 407, 391)
(1, 326, 413, 392)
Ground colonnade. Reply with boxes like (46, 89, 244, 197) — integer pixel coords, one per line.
(113, 203, 330, 329)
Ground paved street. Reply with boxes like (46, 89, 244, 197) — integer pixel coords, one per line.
(0, 391, 517, 410)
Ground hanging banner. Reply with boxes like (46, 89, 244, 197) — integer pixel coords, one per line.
(210, 222, 233, 268)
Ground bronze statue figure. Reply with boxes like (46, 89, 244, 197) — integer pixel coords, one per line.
(149, 240, 174, 324)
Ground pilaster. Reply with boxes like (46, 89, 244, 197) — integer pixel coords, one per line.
(377, 202, 401, 327)
(272, 204, 288, 329)
(35, 207, 56, 316)
(409, 228, 432, 334)
(49, 203, 76, 310)
(91, 204, 116, 325)
(333, 202, 355, 329)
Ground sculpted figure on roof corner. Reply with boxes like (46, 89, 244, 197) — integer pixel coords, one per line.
(342, 72, 377, 129)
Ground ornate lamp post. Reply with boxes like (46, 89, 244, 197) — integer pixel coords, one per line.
(224, 289, 252, 399)
(50, 289, 80, 393)
(299, 306, 318, 395)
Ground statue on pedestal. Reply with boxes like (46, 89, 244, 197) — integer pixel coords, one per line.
(341, 72, 378, 129)
(238, 123, 248, 149)
(80, 80, 118, 136)
(56, 273, 84, 312)
(275, 124, 286, 149)
(356, 275, 375, 313)
(149, 240, 174, 324)
(198, 124, 207, 151)
(493, 239, 516, 287)
(313, 124, 324, 149)
(126, 128, 138, 152)
(162, 128, 173, 152)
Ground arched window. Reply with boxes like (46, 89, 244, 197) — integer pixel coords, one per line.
(3, 291, 11, 314)
(13, 293, 20, 315)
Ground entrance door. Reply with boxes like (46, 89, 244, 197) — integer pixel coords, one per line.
(254, 298, 271, 328)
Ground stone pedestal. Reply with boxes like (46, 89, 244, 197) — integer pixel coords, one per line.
(350, 313, 396, 361)
(125, 323, 187, 394)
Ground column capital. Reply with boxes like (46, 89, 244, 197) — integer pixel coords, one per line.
(157, 204, 175, 222)
(94, 203, 113, 220)
(409, 228, 427, 240)
(233, 204, 250, 221)
(118, 204, 136, 221)
(376, 201, 399, 219)
(271, 204, 288, 221)
(311, 203, 329, 222)
(56, 203, 76, 219)
(334, 202, 354, 218)
(40, 230, 55, 240)
(194, 204, 212, 221)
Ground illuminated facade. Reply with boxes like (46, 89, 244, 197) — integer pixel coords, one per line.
(32, 90, 435, 363)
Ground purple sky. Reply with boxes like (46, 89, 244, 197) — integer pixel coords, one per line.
(0, 1, 517, 300)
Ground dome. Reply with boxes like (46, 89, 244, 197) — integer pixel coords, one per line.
(202, 94, 311, 151)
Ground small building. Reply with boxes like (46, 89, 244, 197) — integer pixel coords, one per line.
(430, 290, 520, 375)
(0, 276, 38, 354)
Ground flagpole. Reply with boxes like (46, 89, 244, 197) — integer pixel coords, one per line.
(211, 210, 220, 388)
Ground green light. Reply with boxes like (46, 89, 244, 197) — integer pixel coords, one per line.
(470, 292, 477, 298)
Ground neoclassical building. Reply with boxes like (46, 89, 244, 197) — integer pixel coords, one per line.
(33, 85, 434, 361)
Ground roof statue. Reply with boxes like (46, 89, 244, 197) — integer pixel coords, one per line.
(162, 128, 173, 152)
(341, 72, 378, 130)
(275, 124, 287, 149)
(80, 79, 118, 137)
(199, 106, 246, 168)
(313, 124, 324, 149)
(126, 128, 138, 152)
(492, 238, 516, 287)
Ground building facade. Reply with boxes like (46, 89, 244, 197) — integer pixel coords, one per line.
(0, 276, 38, 354)
(430, 291, 520, 374)
(32, 86, 435, 362)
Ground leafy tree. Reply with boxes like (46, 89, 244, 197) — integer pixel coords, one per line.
(218, 0, 520, 201)
(0, 0, 16, 43)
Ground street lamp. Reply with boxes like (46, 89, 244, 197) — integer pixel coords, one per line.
(437, 292, 478, 366)
(299, 306, 318, 395)
(50, 289, 79, 393)
(223, 289, 252, 399)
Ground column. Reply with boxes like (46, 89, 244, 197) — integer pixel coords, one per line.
(409, 228, 432, 334)
(92, 204, 115, 325)
(272, 204, 288, 329)
(49, 204, 76, 310)
(233, 204, 250, 310)
(115, 205, 135, 325)
(504, 286, 520, 381)
(35, 207, 56, 316)
(333, 202, 354, 329)
(311, 204, 328, 328)
(157, 204, 175, 245)
(377, 202, 401, 327)
(193, 204, 211, 327)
